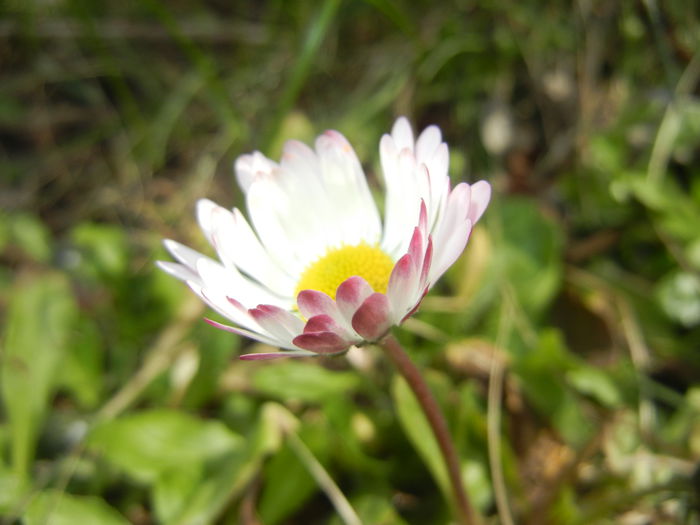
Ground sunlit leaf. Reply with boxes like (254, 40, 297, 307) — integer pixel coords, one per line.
(87, 409, 242, 483)
(251, 360, 360, 403)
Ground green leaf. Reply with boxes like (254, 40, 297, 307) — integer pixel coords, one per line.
(258, 421, 330, 525)
(566, 366, 622, 408)
(258, 441, 319, 525)
(154, 406, 286, 525)
(57, 317, 103, 408)
(496, 197, 564, 318)
(251, 361, 360, 403)
(70, 223, 129, 281)
(513, 330, 594, 448)
(0, 468, 26, 515)
(391, 375, 450, 501)
(155, 451, 246, 525)
(24, 490, 129, 525)
(1, 273, 77, 480)
(87, 409, 243, 483)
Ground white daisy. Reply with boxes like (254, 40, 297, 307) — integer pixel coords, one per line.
(158, 117, 491, 359)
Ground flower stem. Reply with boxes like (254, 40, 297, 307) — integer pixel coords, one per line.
(380, 334, 479, 525)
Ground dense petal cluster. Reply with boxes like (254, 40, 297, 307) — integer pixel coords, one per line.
(158, 117, 491, 359)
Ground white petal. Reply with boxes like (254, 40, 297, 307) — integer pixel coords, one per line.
(380, 146, 422, 257)
(187, 280, 262, 333)
(277, 140, 343, 262)
(210, 204, 297, 296)
(163, 239, 213, 271)
(424, 143, 450, 230)
(468, 180, 492, 224)
(205, 318, 288, 349)
(245, 172, 308, 276)
(429, 219, 472, 284)
(196, 257, 291, 310)
(234, 151, 277, 194)
(415, 125, 442, 164)
(196, 199, 219, 246)
(429, 183, 474, 283)
(315, 130, 382, 247)
(156, 261, 201, 285)
(391, 116, 414, 151)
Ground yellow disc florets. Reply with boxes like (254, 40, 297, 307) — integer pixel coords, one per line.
(295, 243, 394, 300)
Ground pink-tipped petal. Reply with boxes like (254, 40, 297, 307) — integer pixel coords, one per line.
(293, 332, 351, 354)
(249, 304, 304, 342)
(351, 293, 392, 341)
(468, 180, 492, 224)
(203, 318, 284, 348)
(335, 276, 374, 321)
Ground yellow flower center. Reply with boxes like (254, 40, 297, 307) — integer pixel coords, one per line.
(295, 243, 394, 300)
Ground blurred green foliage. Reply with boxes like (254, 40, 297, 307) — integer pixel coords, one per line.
(1, 0, 699, 524)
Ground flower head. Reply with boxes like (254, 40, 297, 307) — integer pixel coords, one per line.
(158, 117, 491, 359)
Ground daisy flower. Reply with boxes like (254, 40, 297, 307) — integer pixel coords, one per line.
(158, 117, 490, 359)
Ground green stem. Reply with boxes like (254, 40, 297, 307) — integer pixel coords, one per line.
(380, 334, 479, 525)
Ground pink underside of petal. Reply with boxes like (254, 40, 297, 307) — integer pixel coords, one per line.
(418, 200, 428, 236)
(388, 253, 415, 290)
(335, 276, 374, 320)
(293, 332, 350, 353)
(297, 289, 336, 319)
(239, 352, 315, 361)
(407, 227, 424, 271)
(421, 236, 434, 286)
(387, 253, 419, 323)
(248, 304, 287, 325)
(226, 295, 246, 311)
(351, 293, 392, 341)
(303, 314, 340, 334)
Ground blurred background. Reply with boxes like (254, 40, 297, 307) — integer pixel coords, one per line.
(1, 1, 699, 524)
